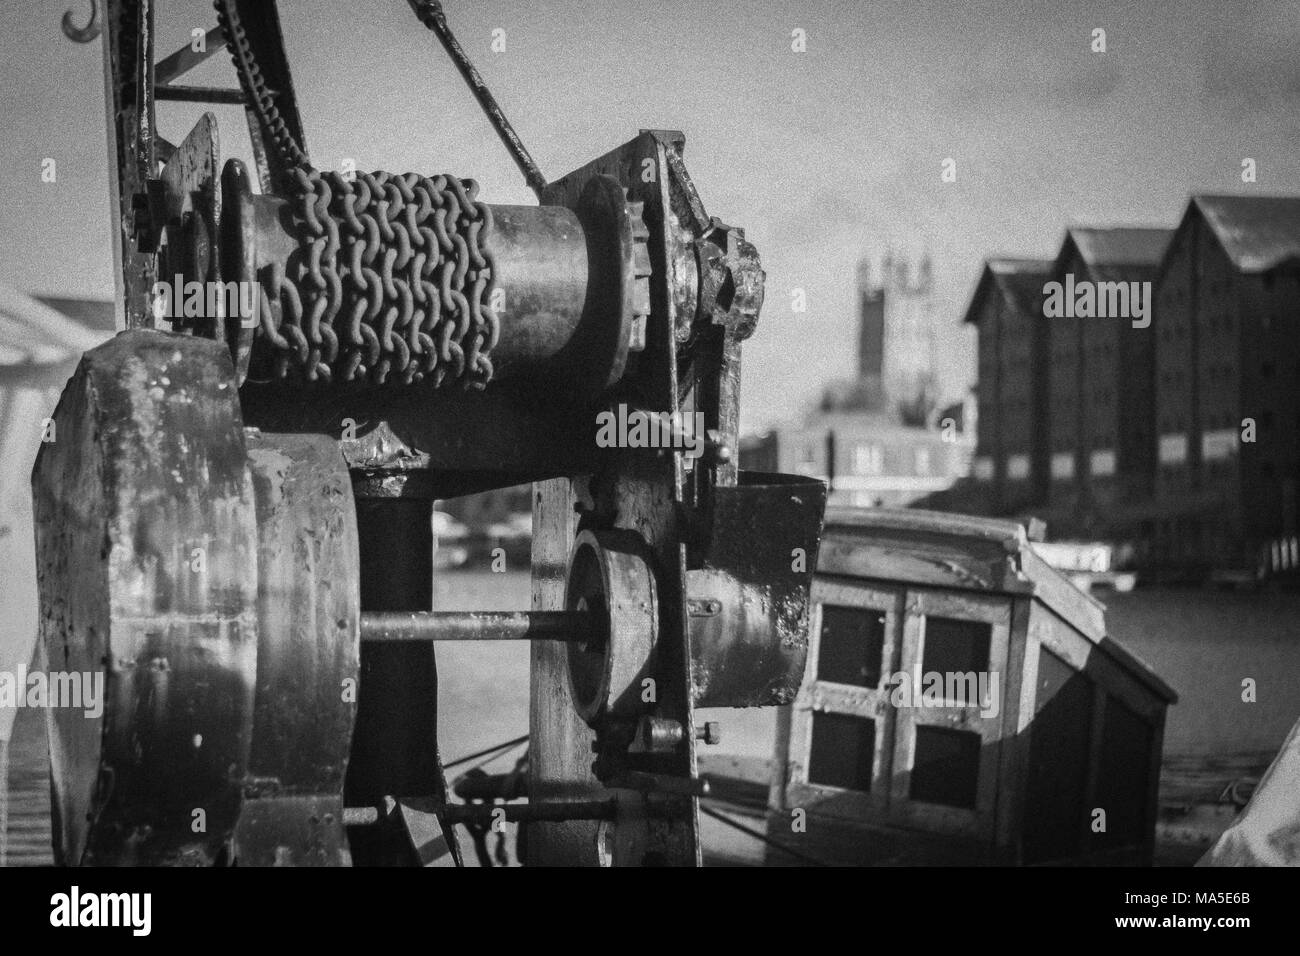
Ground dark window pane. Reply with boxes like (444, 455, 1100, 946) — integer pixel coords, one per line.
(922, 616, 991, 675)
(817, 605, 885, 687)
(909, 726, 980, 809)
(808, 713, 876, 792)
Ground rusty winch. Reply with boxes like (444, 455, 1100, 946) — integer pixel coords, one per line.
(34, 0, 826, 866)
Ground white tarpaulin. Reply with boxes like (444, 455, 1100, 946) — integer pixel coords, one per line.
(1199, 714, 1300, 866)
(0, 284, 108, 742)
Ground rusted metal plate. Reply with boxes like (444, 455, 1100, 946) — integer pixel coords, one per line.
(533, 133, 700, 866)
(32, 329, 259, 865)
(234, 431, 359, 865)
(688, 472, 828, 708)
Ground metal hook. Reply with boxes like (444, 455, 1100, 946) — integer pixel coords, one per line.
(61, 0, 101, 43)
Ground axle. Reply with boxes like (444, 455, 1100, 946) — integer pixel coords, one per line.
(359, 610, 592, 644)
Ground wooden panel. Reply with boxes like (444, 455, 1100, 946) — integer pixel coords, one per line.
(1090, 694, 1155, 856)
(1021, 646, 1094, 863)
(887, 589, 1010, 840)
(788, 581, 904, 814)
(992, 595, 1032, 857)
(526, 477, 599, 865)
(1033, 605, 1166, 723)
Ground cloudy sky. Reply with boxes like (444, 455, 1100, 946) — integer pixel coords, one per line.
(3, 0, 1300, 428)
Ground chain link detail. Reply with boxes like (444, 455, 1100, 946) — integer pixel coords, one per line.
(216, 1, 497, 387)
(258, 167, 499, 387)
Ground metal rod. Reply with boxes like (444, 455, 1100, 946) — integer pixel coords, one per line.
(155, 85, 246, 104)
(360, 610, 590, 644)
(155, 26, 227, 86)
(444, 734, 530, 771)
(343, 799, 616, 827)
(407, 0, 547, 199)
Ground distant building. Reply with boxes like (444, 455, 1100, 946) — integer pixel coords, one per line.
(854, 252, 939, 425)
(1152, 195, 1300, 574)
(742, 252, 969, 507)
(1048, 228, 1171, 522)
(955, 195, 1300, 580)
(857, 259, 885, 396)
(964, 258, 1054, 513)
(740, 412, 973, 509)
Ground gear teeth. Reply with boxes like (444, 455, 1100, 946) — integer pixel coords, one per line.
(625, 193, 652, 350)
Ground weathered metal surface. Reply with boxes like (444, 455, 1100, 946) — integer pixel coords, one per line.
(32, 330, 259, 865)
(61, 0, 101, 42)
(532, 132, 701, 867)
(154, 25, 226, 87)
(215, 0, 310, 191)
(219, 163, 641, 393)
(687, 472, 827, 708)
(239, 378, 601, 496)
(234, 432, 359, 866)
(155, 112, 222, 339)
(96, 0, 157, 328)
(344, 494, 461, 866)
(565, 529, 659, 723)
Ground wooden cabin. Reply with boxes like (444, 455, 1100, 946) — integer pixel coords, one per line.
(771, 508, 1177, 865)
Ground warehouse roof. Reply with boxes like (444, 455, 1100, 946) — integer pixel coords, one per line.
(1067, 227, 1171, 269)
(962, 257, 1055, 325)
(1190, 194, 1300, 273)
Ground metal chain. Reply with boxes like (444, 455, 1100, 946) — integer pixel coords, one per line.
(260, 167, 499, 387)
(216, 1, 498, 387)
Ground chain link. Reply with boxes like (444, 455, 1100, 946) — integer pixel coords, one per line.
(259, 167, 499, 387)
(217, 1, 497, 387)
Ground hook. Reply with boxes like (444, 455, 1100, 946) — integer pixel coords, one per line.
(61, 0, 101, 43)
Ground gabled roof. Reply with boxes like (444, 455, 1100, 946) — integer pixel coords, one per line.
(1056, 227, 1173, 281)
(963, 257, 1055, 325)
(1189, 194, 1300, 273)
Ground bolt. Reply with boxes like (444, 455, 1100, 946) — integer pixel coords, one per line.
(696, 721, 722, 745)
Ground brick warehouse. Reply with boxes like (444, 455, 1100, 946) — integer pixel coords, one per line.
(967, 258, 1054, 512)
(955, 196, 1300, 579)
(1049, 228, 1171, 524)
(1152, 196, 1300, 575)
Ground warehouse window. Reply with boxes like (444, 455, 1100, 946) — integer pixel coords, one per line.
(914, 446, 931, 475)
(817, 605, 885, 688)
(854, 443, 884, 475)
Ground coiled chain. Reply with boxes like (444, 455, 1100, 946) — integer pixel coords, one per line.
(217, 1, 498, 387)
(260, 167, 499, 387)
